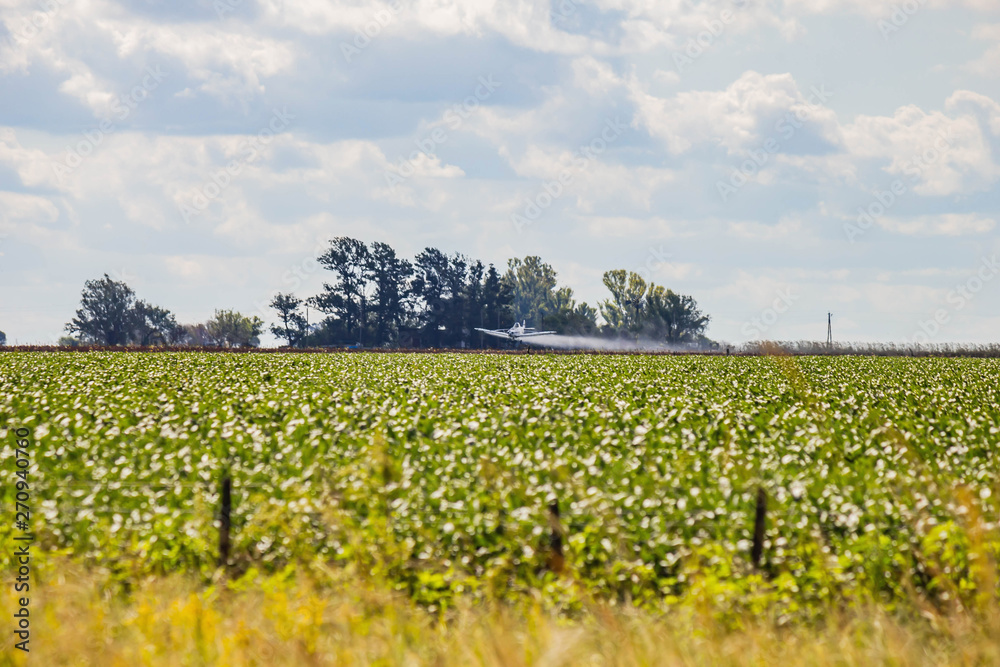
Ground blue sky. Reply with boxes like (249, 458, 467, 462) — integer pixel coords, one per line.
(1, 0, 999, 345)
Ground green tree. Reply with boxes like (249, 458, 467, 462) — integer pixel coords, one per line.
(600, 270, 710, 344)
(66, 275, 180, 346)
(206, 310, 264, 347)
(412, 248, 469, 347)
(644, 285, 710, 344)
(310, 237, 372, 344)
(367, 242, 413, 346)
(67, 274, 139, 345)
(481, 264, 513, 331)
(132, 300, 180, 346)
(269, 293, 308, 347)
(504, 256, 597, 335)
(0, 330, 6, 346)
(542, 287, 598, 335)
(504, 256, 558, 326)
(599, 270, 648, 338)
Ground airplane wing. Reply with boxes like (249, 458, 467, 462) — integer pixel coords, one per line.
(515, 331, 556, 337)
(474, 328, 512, 339)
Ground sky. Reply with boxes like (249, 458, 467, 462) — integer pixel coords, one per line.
(1, 0, 999, 346)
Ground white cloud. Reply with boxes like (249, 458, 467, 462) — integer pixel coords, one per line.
(630, 71, 841, 155)
(844, 93, 1000, 195)
(0, 190, 59, 225)
(727, 215, 803, 239)
(877, 213, 995, 236)
(783, 0, 999, 17)
(964, 23, 1000, 77)
(3, 0, 1000, 345)
(103, 19, 295, 101)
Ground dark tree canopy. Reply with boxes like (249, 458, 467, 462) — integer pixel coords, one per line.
(132, 300, 181, 346)
(310, 237, 372, 344)
(67, 274, 140, 345)
(367, 242, 413, 345)
(281, 239, 712, 349)
(59, 246, 714, 349)
(412, 247, 471, 347)
(480, 264, 513, 331)
(269, 293, 308, 347)
(66, 275, 181, 346)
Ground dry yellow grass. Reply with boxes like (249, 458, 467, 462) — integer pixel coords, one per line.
(3, 559, 999, 667)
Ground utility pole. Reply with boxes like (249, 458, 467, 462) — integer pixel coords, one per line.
(827, 312, 833, 346)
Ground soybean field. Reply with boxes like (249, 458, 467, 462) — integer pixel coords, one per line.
(1, 352, 998, 618)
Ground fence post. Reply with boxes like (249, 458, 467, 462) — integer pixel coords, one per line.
(751, 487, 766, 569)
(548, 500, 565, 574)
(219, 474, 232, 567)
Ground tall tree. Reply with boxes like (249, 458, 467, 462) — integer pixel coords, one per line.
(599, 270, 710, 344)
(465, 260, 485, 334)
(412, 247, 469, 347)
(504, 256, 558, 326)
(132, 300, 180, 346)
(269, 293, 308, 347)
(644, 285, 710, 344)
(206, 310, 264, 347)
(443, 253, 469, 344)
(67, 274, 139, 345)
(503, 256, 594, 336)
(310, 237, 372, 344)
(599, 270, 648, 338)
(367, 242, 413, 346)
(543, 286, 598, 335)
(481, 264, 513, 331)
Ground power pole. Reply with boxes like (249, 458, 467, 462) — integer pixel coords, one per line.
(826, 312, 833, 346)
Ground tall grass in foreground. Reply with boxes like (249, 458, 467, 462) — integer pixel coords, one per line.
(3, 560, 998, 667)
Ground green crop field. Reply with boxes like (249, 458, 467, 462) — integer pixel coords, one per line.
(2, 352, 997, 625)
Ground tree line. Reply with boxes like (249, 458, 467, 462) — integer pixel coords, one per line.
(61, 274, 263, 347)
(58, 238, 712, 348)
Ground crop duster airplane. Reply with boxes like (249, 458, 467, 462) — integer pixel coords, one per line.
(475, 322, 556, 341)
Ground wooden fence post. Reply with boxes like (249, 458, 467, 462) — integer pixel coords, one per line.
(548, 500, 565, 574)
(219, 474, 232, 567)
(751, 487, 767, 569)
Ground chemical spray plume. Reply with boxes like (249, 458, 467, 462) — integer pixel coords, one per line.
(521, 335, 686, 352)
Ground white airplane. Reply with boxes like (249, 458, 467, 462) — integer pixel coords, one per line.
(475, 321, 556, 341)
